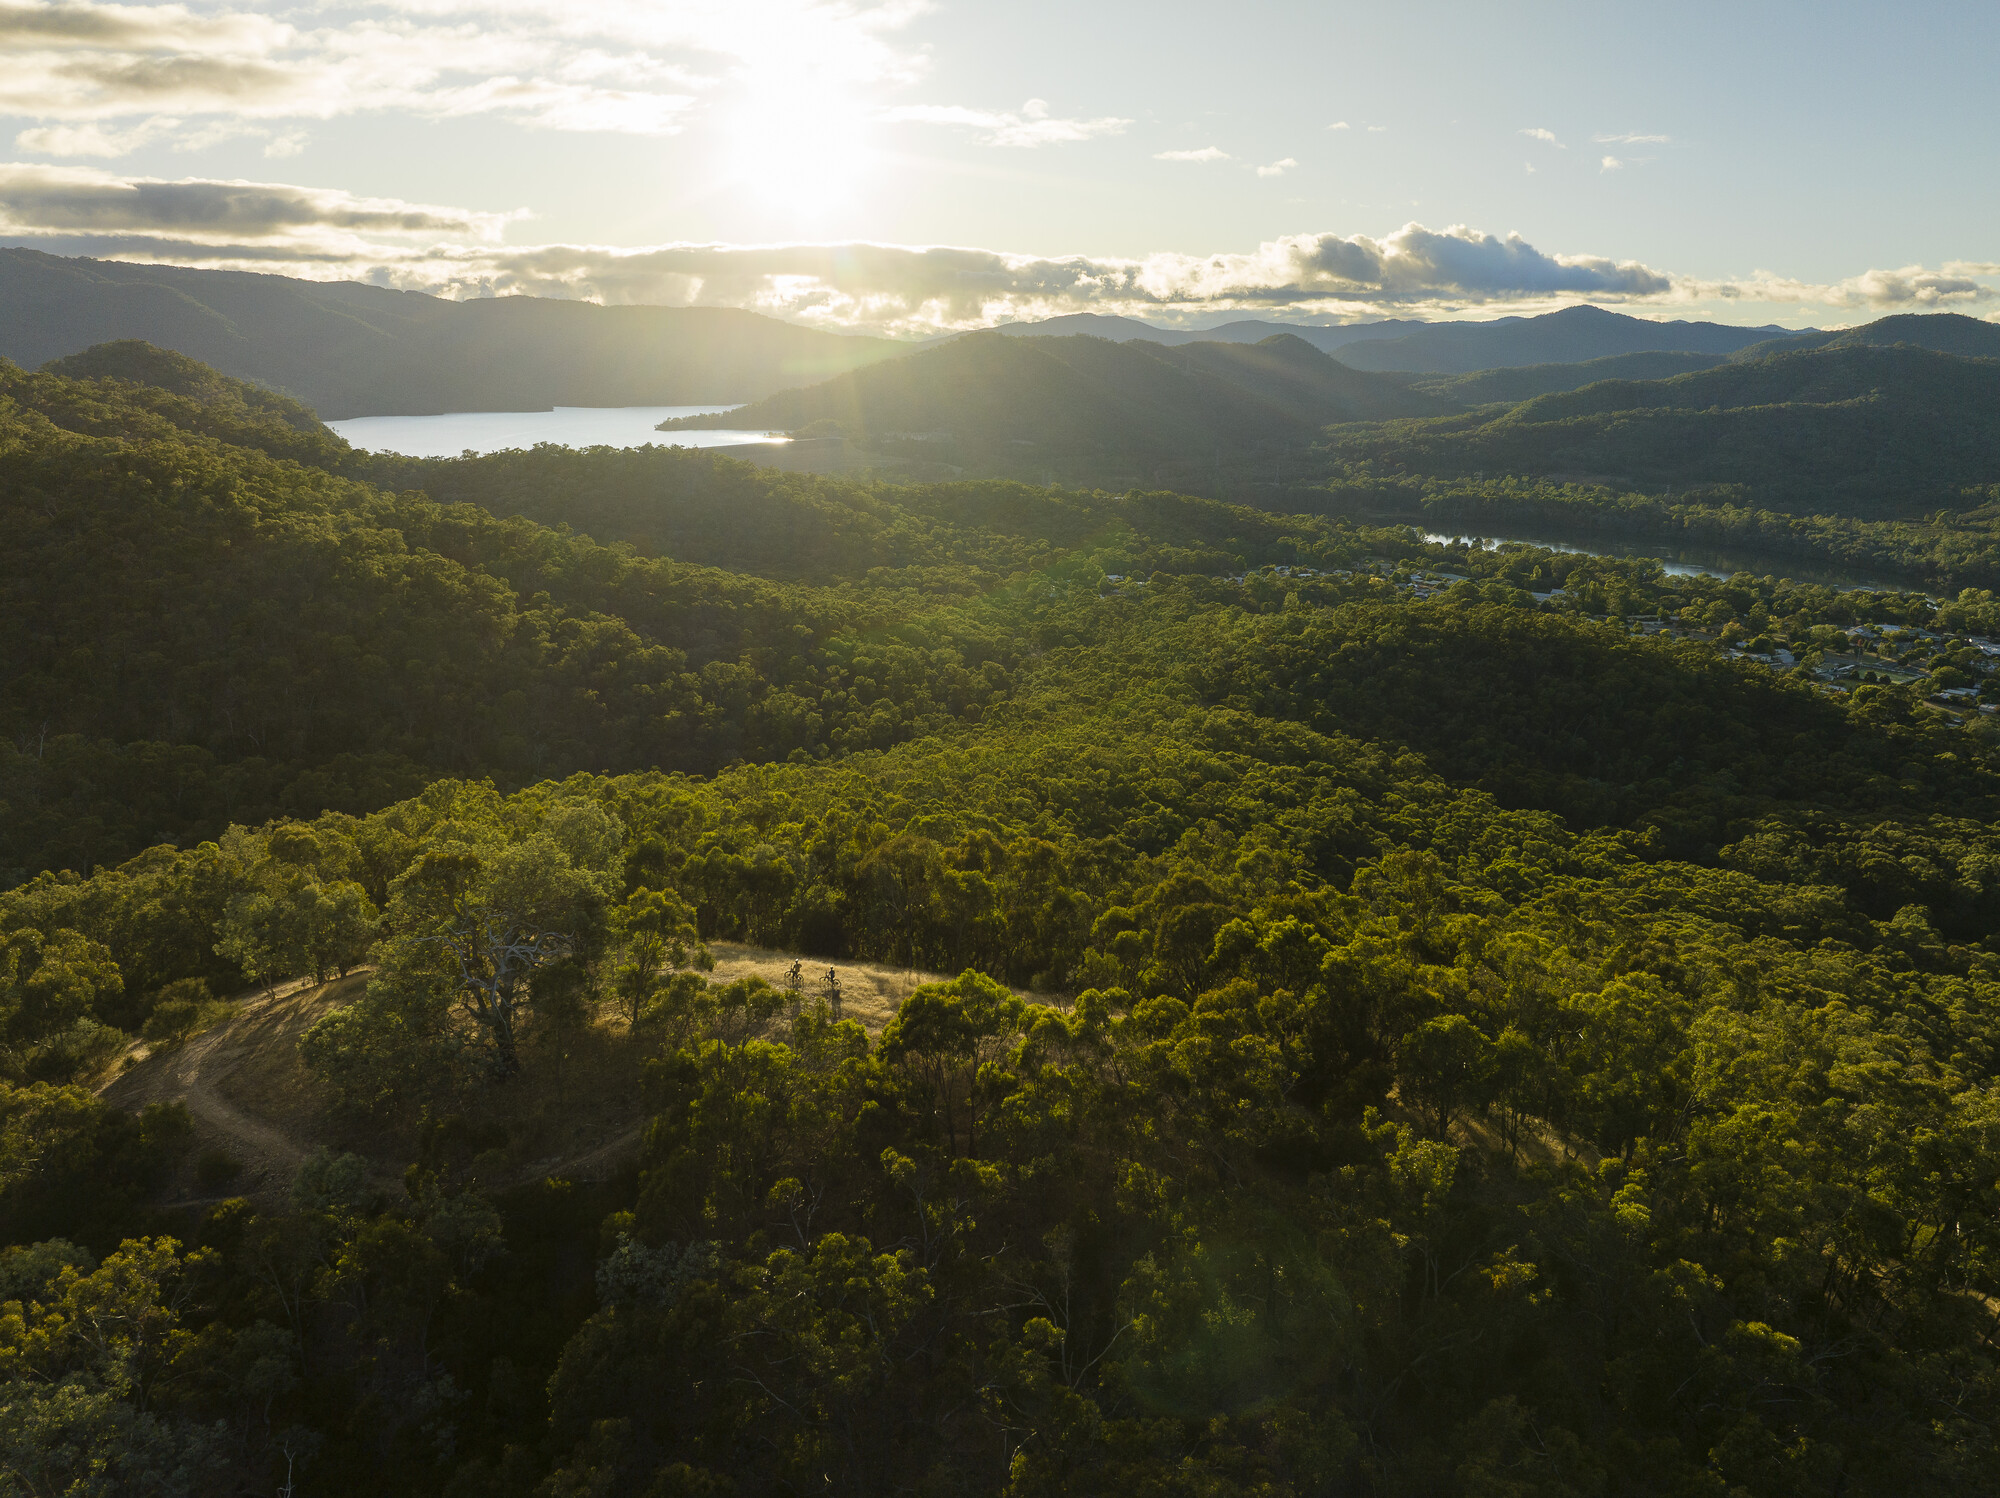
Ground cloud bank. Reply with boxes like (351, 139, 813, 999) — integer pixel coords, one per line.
(0, 165, 1992, 334)
(0, 0, 945, 153)
(0, 162, 519, 240)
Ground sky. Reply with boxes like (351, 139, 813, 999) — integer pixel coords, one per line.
(0, 0, 1996, 336)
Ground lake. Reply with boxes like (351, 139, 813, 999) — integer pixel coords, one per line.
(326, 405, 790, 459)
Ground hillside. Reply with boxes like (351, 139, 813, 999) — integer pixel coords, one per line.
(1730, 309, 2000, 362)
(0, 344, 1379, 878)
(1406, 349, 1729, 403)
(0, 248, 905, 418)
(7, 346, 2000, 1497)
(1324, 343, 2000, 516)
(985, 312, 1434, 353)
(665, 329, 1450, 482)
(1333, 303, 1804, 371)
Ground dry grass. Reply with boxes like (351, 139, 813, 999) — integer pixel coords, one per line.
(706, 940, 968, 1032)
(101, 947, 974, 1204)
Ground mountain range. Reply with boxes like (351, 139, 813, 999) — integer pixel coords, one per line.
(0, 248, 901, 419)
(659, 330, 1451, 474)
(986, 304, 1805, 369)
(1327, 342, 2000, 517)
(689, 311, 2000, 517)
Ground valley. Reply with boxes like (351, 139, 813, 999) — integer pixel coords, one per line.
(2, 286, 1997, 1498)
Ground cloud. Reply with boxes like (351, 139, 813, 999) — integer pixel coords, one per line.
(1366, 124, 1387, 133)
(1601, 155, 1622, 170)
(1326, 120, 1348, 130)
(0, 1, 288, 54)
(881, 97, 1129, 147)
(0, 162, 519, 239)
(0, 0, 925, 152)
(1699, 262, 2000, 310)
(1254, 157, 1296, 178)
(3, 169, 1989, 332)
(1596, 132, 1670, 144)
(1155, 146, 1227, 162)
(1519, 127, 1562, 146)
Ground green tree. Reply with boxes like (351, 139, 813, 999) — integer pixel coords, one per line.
(612, 886, 711, 1029)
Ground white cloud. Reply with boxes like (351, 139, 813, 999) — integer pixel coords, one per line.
(1366, 124, 1387, 133)
(1254, 156, 1296, 178)
(1698, 262, 2000, 310)
(1326, 120, 1349, 130)
(0, 0, 930, 153)
(1596, 132, 1670, 144)
(1601, 155, 1622, 170)
(1519, 127, 1562, 146)
(1155, 146, 1227, 162)
(5, 169, 1989, 332)
(881, 97, 1129, 147)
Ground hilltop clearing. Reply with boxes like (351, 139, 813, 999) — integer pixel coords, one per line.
(97, 945, 960, 1204)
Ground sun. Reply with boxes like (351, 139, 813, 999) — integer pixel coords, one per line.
(720, 82, 875, 222)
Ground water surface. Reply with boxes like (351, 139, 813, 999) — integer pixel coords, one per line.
(327, 405, 790, 459)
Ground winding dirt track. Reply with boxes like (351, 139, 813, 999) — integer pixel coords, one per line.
(95, 944, 961, 1204)
(99, 976, 355, 1200)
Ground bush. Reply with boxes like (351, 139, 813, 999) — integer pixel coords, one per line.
(141, 979, 223, 1048)
(23, 1019, 127, 1084)
(195, 1148, 243, 1191)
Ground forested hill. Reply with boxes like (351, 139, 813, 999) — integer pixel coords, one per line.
(1730, 310, 2000, 362)
(1325, 342, 2000, 518)
(1404, 348, 1729, 404)
(663, 329, 1451, 474)
(0, 343, 1378, 878)
(1331, 303, 1802, 371)
(0, 248, 905, 418)
(986, 306, 1803, 365)
(7, 344, 2000, 1496)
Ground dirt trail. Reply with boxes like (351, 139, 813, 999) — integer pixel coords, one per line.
(100, 974, 356, 1199)
(95, 949, 967, 1204)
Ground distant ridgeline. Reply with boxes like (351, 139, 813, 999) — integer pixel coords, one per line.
(6, 339, 2000, 1496)
(691, 312, 2000, 589)
(0, 248, 903, 418)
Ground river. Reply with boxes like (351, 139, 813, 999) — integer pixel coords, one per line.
(1419, 530, 1910, 594)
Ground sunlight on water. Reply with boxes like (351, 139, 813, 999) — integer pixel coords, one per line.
(327, 405, 793, 459)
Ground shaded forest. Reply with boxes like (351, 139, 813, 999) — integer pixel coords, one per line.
(3, 346, 1999, 1498)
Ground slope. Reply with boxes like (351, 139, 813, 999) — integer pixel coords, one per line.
(1729, 310, 2000, 362)
(1332, 303, 1804, 372)
(1325, 343, 2000, 516)
(665, 330, 1449, 471)
(0, 346, 1382, 879)
(985, 313, 1434, 354)
(1407, 349, 1728, 404)
(0, 248, 906, 418)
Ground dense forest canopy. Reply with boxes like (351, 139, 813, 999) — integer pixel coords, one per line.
(3, 343, 1999, 1498)
(678, 312, 2000, 593)
(1323, 344, 2000, 519)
